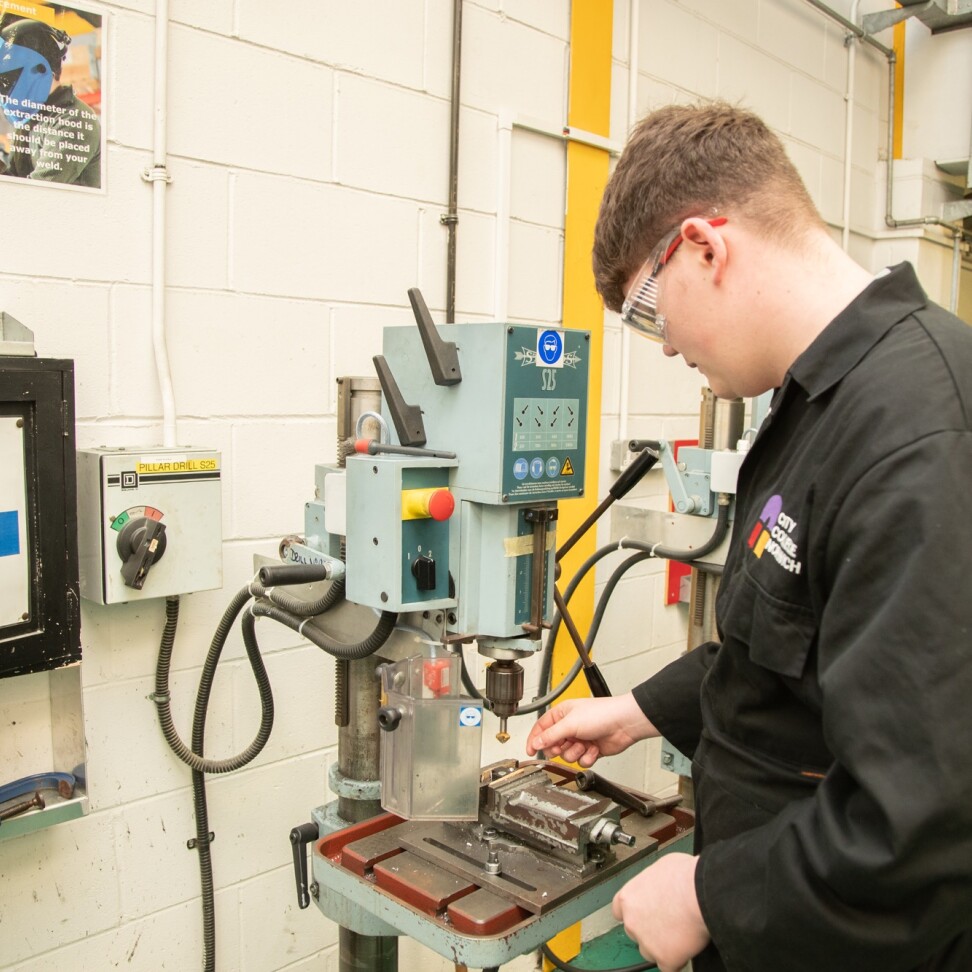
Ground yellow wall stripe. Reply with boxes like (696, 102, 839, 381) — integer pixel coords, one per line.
(546, 2, 613, 966)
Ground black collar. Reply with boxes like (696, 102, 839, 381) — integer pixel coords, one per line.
(788, 262, 927, 402)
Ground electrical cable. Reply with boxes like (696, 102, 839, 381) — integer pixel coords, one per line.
(249, 599, 396, 659)
(154, 594, 275, 972)
(459, 503, 729, 719)
(541, 942, 657, 972)
(265, 575, 346, 617)
(154, 589, 274, 775)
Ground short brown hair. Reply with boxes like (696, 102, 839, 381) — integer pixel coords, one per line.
(593, 101, 824, 311)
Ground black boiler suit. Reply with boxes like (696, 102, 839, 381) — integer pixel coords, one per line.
(633, 263, 972, 972)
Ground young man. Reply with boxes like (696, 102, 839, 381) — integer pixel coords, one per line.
(527, 103, 972, 972)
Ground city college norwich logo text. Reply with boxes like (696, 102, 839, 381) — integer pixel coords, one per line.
(747, 495, 803, 575)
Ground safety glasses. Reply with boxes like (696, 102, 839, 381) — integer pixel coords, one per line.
(620, 216, 728, 343)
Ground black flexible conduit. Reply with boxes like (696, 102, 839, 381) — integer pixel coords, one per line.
(155, 589, 274, 775)
(153, 573, 389, 972)
(249, 599, 397, 660)
(264, 575, 346, 617)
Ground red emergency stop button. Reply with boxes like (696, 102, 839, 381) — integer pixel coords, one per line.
(427, 489, 454, 521)
(401, 487, 455, 521)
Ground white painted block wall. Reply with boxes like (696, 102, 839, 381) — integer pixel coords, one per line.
(0, 1, 969, 969)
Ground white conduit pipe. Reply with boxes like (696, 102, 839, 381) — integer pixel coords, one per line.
(841, 0, 862, 253)
(617, 0, 639, 450)
(148, 0, 177, 447)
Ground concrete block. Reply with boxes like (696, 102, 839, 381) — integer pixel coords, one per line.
(114, 788, 209, 917)
(679, 0, 759, 38)
(626, 334, 709, 416)
(611, 60, 631, 145)
(83, 668, 237, 810)
(0, 809, 121, 964)
(458, 107, 499, 215)
(511, 127, 566, 230)
(108, 9, 154, 151)
(165, 290, 331, 416)
(0, 146, 152, 284)
(237, 0, 426, 92)
(232, 176, 420, 304)
(335, 74, 450, 203)
(231, 644, 338, 766)
(166, 159, 232, 290)
(454, 209, 497, 316)
(201, 750, 332, 888)
(790, 73, 845, 159)
(239, 864, 337, 972)
(170, 0, 235, 33)
(852, 104, 880, 175)
(636, 75, 684, 118)
(820, 151, 853, 231)
(460, 4, 567, 122)
(328, 302, 409, 387)
(507, 220, 562, 323)
(757, 0, 826, 80)
(783, 137, 824, 217)
(0, 277, 111, 420)
(504, 0, 570, 39)
(716, 33, 790, 134)
(230, 418, 336, 538)
(167, 27, 333, 181)
(639, 2, 719, 101)
(5, 891, 242, 972)
(423, 0, 457, 100)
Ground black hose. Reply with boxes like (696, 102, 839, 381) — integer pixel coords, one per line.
(462, 505, 729, 718)
(154, 589, 274, 775)
(250, 599, 396, 660)
(266, 576, 346, 617)
(541, 942, 657, 972)
(620, 501, 730, 563)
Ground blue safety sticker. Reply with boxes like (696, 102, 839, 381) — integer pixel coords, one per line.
(537, 329, 564, 367)
(459, 705, 483, 727)
(0, 510, 20, 557)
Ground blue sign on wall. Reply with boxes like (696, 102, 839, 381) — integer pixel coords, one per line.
(0, 510, 20, 557)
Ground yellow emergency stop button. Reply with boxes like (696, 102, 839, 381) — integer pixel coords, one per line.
(401, 487, 455, 521)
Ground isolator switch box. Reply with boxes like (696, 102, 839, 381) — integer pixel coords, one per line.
(77, 446, 222, 604)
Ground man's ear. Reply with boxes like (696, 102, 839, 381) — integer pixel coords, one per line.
(680, 217, 728, 284)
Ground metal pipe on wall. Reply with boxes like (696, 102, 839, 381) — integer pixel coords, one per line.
(444, 0, 463, 323)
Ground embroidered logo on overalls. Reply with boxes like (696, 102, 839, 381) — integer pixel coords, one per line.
(746, 494, 803, 575)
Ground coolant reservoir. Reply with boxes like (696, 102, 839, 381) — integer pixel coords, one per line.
(378, 652, 483, 820)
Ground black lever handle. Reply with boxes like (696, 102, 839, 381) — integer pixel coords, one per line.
(258, 564, 330, 587)
(373, 354, 427, 447)
(408, 287, 461, 386)
(289, 821, 320, 909)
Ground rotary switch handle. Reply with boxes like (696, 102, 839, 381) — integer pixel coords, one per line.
(117, 516, 168, 590)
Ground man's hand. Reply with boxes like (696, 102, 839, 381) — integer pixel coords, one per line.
(525, 693, 657, 767)
(612, 853, 711, 972)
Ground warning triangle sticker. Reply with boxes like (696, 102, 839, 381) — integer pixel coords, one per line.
(561, 457, 574, 476)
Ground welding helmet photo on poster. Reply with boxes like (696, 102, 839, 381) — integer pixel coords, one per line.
(0, 0, 104, 191)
